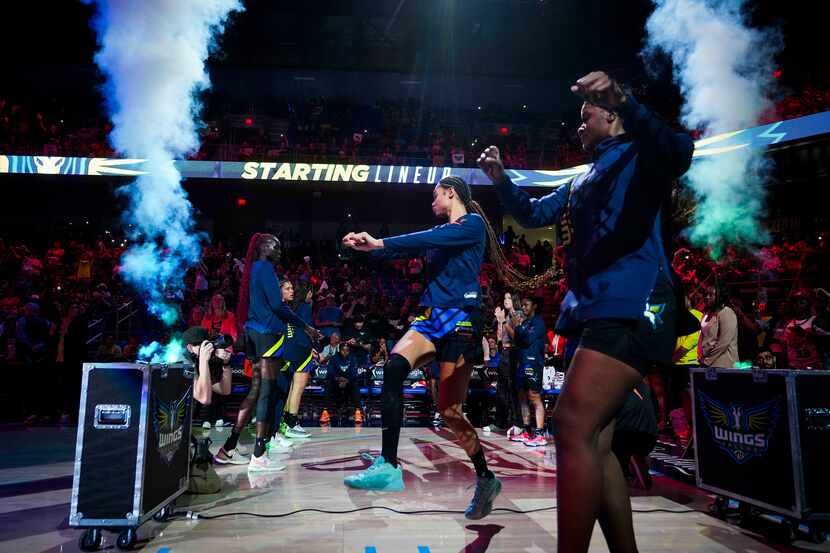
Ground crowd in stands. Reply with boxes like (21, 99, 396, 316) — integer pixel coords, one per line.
(3, 218, 830, 436)
(6, 79, 828, 171)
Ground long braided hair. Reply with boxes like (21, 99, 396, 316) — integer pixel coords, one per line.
(236, 233, 278, 334)
(438, 176, 560, 292)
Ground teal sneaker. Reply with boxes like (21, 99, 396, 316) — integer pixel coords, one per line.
(465, 475, 502, 520)
(344, 455, 404, 491)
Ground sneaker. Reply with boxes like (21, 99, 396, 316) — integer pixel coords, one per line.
(524, 435, 548, 447)
(482, 425, 496, 434)
(248, 452, 286, 472)
(320, 409, 330, 424)
(284, 424, 311, 440)
(267, 435, 294, 453)
(510, 431, 530, 443)
(432, 413, 444, 427)
(465, 475, 502, 520)
(344, 455, 404, 491)
(214, 446, 250, 465)
(354, 409, 363, 424)
(506, 425, 523, 439)
(215, 419, 227, 431)
(236, 443, 252, 456)
(202, 421, 212, 429)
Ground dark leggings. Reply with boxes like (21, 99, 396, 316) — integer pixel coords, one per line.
(269, 364, 292, 436)
(254, 359, 280, 439)
(380, 353, 412, 466)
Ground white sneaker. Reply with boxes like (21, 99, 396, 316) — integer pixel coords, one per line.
(214, 447, 249, 465)
(285, 425, 311, 439)
(202, 421, 212, 429)
(248, 452, 286, 472)
(215, 419, 226, 431)
(482, 425, 493, 434)
(506, 425, 523, 439)
(267, 435, 293, 453)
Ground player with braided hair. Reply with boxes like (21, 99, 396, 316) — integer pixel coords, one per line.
(341, 175, 534, 519)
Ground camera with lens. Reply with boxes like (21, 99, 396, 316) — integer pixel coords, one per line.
(182, 327, 235, 383)
(211, 333, 234, 350)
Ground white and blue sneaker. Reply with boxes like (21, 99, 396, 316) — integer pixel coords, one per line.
(465, 475, 502, 520)
(344, 455, 404, 491)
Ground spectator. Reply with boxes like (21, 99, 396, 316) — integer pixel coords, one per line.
(342, 314, 372, 367)
(16, 302, 54, 363)
(320, 332, 341, 364)
(730, 297, 761, 362)
(201, 293, 238, 342)
(669, 298, 703, 430)
(96, 334, 123, 362)
(698, 285, 739, 368)
(315, 293, 344, 339)
(371, 336, 389, 365)
(320, 343, 362, 425)
(122, 335, 140, 361)
(188, 304, 206, 328)
(755, 349, 777, 369)
(784, 292, 823, 369)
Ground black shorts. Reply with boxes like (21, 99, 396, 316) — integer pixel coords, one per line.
(283, 348, 315, 374)
(578, 280, 677, 376)
(245, 329, 285, 361)
(410, 307, 484, 365)
(519, 363, 544, 392)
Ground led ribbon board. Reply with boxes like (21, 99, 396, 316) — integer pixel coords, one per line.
(2, 110, 828, 187)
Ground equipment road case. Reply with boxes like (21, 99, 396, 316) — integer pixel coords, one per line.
(691, 368, 830, 542)
(70, 362, 194, 551)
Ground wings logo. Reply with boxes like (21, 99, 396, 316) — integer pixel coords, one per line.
(698, 390, 782, 464)
(152, 388, 191, 464)
(643, 302, 666, 329)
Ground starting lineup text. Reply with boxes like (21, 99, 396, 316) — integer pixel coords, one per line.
(241, 162, 454, 184)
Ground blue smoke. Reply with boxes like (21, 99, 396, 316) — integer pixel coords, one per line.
(138, 338, 185, 364)
(643, 0, 782, 259)
(86, 0, 242, 324)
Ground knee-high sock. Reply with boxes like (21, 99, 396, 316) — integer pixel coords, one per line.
(256, 377, 274, 431)
(380, 354, 411, 467)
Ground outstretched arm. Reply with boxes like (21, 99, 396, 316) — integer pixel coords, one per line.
(478, 145, 570, 228)
(343, 216, 484, 255)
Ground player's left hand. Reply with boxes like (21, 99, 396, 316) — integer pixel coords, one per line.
(342, 232, 382, 252)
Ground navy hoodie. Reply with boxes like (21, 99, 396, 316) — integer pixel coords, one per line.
(514, 314, 547, 369)
(327, 352, 357, 382)
(494, 96, 693, 322)
(375, 213, 486, 309)
(245, 260, 307, 335)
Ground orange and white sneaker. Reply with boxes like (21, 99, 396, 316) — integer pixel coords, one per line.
(510, 430, 530, 443)
(248, 452, 286, 472)
(320, 409, 330, 424)
(354, 409, 364, 424)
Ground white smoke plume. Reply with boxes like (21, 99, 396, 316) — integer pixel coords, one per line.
(644, 0, 781, 259)
(87, 0, 242, 324)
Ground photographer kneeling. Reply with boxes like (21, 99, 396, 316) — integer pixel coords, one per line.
(182, 326, 234, 405)
(182, 327, 235, 492)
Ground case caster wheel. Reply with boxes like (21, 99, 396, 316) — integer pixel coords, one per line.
(79, 528, 103, 551)
(116, 528, 137, 550)
(712, 496, 728, 518)
(153, 505, 169, 522)
(773, 521, 796, 543)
